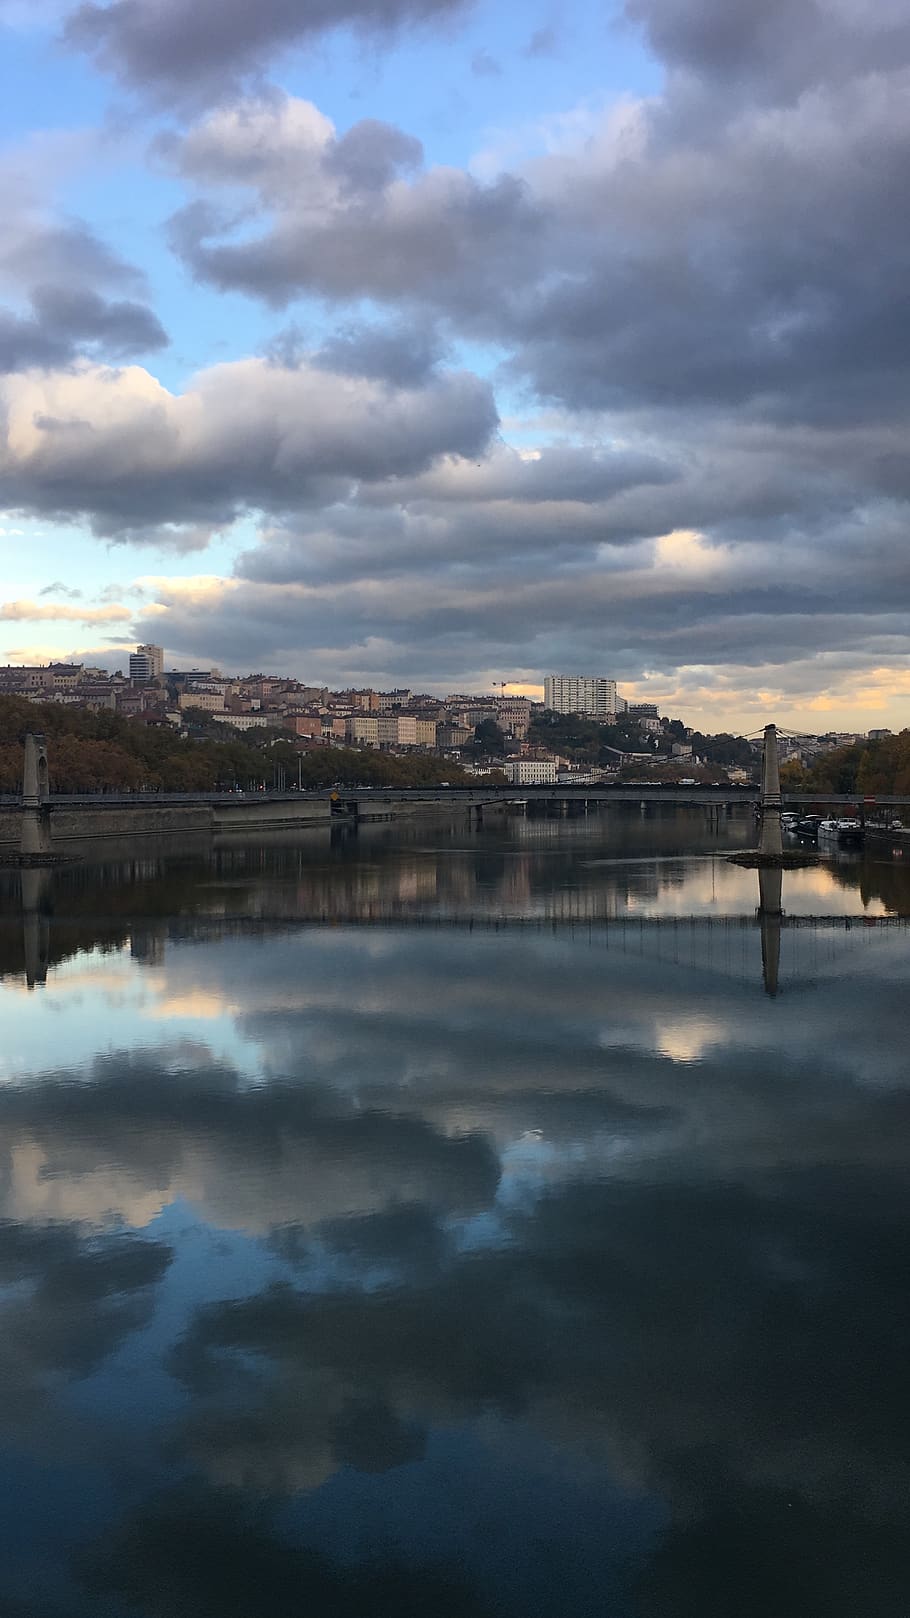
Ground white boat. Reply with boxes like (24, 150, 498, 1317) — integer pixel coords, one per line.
(818, 818, 840, 835)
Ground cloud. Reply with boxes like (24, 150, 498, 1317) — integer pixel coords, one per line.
(312, 318, 448, 386)
(0, 597, 131, 622)
(38, 581, 83, 598)
(116, 420, 910, 713)
(0, 283, 167, 374)
(6, 1, 908, 713)
(162, 94, 540, 312)
(524, 24, 557, 57)
(0, 352, 497, 538)
(158, 69, 906, 414)
(625, 0, 910, 100)
(64, 0, 474, 103)
(470, 48, 500, 76)
(156, 29, 910, 424)
(0, 154, 168, 372)
(137, 40, 910, 707)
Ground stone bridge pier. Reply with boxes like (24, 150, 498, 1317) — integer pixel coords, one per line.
(21, 734, 53, 861)
(758, 723, 783, 858)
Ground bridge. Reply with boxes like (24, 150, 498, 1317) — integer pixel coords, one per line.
(4, 724, 909, 862)
(4, 785, 910, 808)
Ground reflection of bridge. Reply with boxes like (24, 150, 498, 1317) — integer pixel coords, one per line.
(12, 851, 908, 999)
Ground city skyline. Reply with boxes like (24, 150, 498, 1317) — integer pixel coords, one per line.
(1, 1, 908, 734)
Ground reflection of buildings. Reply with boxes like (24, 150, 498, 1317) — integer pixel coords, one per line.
(130, 925, 167, 967)
(4, 823, 902, 1000)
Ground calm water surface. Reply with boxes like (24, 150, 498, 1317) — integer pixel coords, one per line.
(1, 807, 908, 1616)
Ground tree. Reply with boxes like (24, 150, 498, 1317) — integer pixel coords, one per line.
(473, 719, 505, 756)
(779, 759, 810, 789)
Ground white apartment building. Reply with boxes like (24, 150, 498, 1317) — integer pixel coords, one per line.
(129, 643, 164, 682)
(543, 675, 625, 719)
(210, 712, 271, 730)
(504, 760, 558, 785)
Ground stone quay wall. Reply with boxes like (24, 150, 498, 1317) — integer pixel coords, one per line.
(0, 796, 331, 847)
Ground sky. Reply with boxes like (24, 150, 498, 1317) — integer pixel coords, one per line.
(0, 0, 908, 732)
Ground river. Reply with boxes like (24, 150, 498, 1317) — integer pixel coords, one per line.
(0, 805, 907, 1616)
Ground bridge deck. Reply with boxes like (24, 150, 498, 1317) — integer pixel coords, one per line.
(4, 787, 910, 808)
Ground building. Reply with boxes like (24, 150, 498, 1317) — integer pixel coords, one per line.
(496, 697, 532, 738)
(210, 713, 271, 731)
(289, 715, 323, 738)
(129, 643, 164, 682)
(347, 715, 380, 747)
(378, 714, 419, 747)
(178, 690, 225, 713)
(116, 684, 162, 717)
(374, 688, 412, 712)
(503, 760, 558, 785)
(344, 689, 382, 712)
(543, 675, 625, 719)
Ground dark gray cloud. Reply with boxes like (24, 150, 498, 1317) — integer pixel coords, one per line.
(64, 0, 473, 102)
(324, 117, 423, 192)
(0, 284, 167, 371)
(162, 94, 540, 312)
(0, 352, 497, 538)
(117, 421, 909, 690)
(0, 215, 167, 373)
(162, 74, 910, 424)
(138, 17, 910, 699)
(9, 0, 909, 706)
(0, 217, 146, 292)
(625, 0, 910, 99)
(312, 318, 447, 385)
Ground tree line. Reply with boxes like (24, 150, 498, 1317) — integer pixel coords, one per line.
(528, 710, 754, 769)
(0, 698, 470, 793)
(780, 732, 910, 797)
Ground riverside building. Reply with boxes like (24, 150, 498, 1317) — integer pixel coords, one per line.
(543, 675, 625, 719)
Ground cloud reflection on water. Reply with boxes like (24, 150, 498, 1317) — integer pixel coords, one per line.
(0, 821, 907, 1615)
